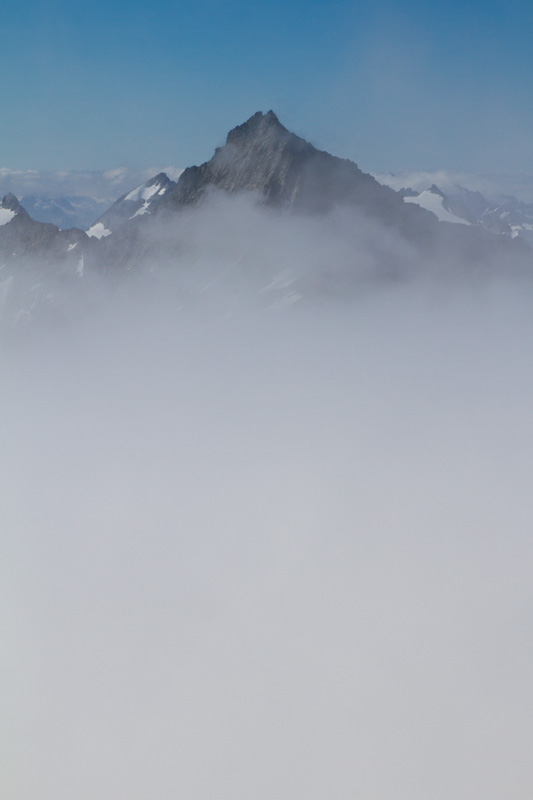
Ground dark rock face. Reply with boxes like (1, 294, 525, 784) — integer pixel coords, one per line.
(164, 111, 318, 207)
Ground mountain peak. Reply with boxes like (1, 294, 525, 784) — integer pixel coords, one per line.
(146, 171, 170, 186)
(428, 184, 446, 198)
(160, 110, 387, 213)
(226, 110, 288, 146)
(2, 193, 26, 214)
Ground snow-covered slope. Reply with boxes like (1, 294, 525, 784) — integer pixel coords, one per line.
(86, 222, 112, 239)
(86, 172, 177, 235)
(0, 206, 16, 226)
(404, 186, 470, 225)
(123, 179, 169, 213)
(376, 170, 533, 243)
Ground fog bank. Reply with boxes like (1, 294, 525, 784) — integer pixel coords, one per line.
(2, 273, 533, 800)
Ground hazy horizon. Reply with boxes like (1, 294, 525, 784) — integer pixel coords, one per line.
(3, 160, 533, 212)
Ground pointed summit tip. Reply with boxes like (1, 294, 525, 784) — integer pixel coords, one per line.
(226, 110, 287, 144)
(1, 192, 29, 216)
(264, 110, 280, 123)
(2, 192, 22, 210)
(249, 110, 282, 127)
(243, 110, 280, 125)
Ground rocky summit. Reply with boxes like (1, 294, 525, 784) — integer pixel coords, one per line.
(166, 111, 406, 214)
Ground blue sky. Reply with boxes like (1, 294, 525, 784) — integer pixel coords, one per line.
(2, 0, 533, 173)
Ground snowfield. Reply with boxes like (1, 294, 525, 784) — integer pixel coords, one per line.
(86, 222, 112, 239)
(404, 190, 470, 224)
(0, 208, 16, 226)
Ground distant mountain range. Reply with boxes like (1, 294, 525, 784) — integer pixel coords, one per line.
(392, 183, 533, 244)
(0, 110, 531, 323)
(0, 166, 183, 230)
(373, 169, 533, 206)
(0, 193, 86, 264)
(19, 195, 110, 231)
(3, 135, 533, 238)
(13, 171, 533, 245)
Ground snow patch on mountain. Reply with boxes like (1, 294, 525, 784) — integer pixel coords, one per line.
(0, 208, 16, 226)
(91, 172, 177, 232)
(125, 182, 164, 203)
(404, 190, 470, 225)
(131, 204, 149, 218)
(86, 222, 112, 239)
(376, 171, 533, 241)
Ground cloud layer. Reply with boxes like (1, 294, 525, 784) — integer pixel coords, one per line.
(2, 256, 533, 799)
